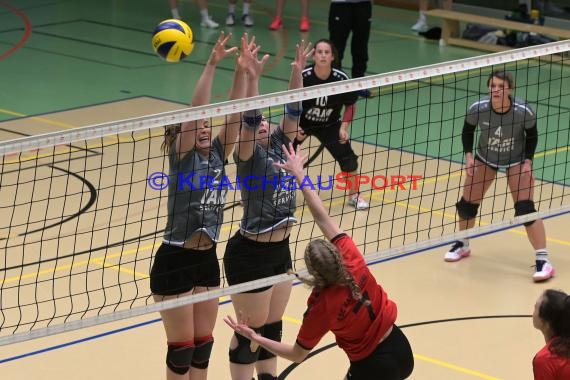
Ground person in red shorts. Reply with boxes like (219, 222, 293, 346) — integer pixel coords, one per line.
(533, 289, 570, 380)
(225, 143, 414, 380)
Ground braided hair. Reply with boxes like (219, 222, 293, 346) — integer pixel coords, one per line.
(539, 289, 570, 358)
(293, 239, 369, 305)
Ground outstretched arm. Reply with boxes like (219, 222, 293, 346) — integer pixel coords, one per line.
(235, 36, 270, 161)
(274, 143, 342, 240)
(218, 33, 257, 160)
(282, 40, 313, 141)
(224, 315, 310, 363)
(177, 31, 237, 157)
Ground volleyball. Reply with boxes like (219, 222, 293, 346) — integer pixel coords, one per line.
(152, 19, 194, 62)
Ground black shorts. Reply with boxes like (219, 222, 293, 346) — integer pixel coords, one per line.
(150, 243, 221, 296)
(474, 154, 500, 171)
(303, 122, 358, 170)
(223, 231, 292, 293)
(347, 325, 414, 380)
(475, 153, 523, 171)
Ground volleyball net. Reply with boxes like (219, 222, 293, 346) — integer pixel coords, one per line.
(1, 40, 570, 345)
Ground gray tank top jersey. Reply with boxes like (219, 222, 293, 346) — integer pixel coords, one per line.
(234, 127, 297, 234)
(466, 96, 536, 167)
(163, 136, 227, 245)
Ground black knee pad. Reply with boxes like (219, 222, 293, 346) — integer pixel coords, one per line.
(258, 374, 278, 380)
(191, 336, 214, 369)
(515, 200, 537, 226)
(166, 342, 195, 375)
(456, 197, 479, 220)
(339, 154, 358, 173)
(258, 320, 283, 360)
(229, 328, 263, 364)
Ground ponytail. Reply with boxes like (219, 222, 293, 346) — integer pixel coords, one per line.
(162, 124, 180, 154)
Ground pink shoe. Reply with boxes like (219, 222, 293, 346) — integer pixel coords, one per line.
(533, 260, 555, 282)
(299, 16, 310, 32)
(443, 241, 471, 262)
(269, 15, 282, 30)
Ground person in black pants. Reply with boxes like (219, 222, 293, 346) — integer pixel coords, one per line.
(328, 0, 372, 96)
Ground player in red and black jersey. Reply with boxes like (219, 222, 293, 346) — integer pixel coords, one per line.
(225, 143, 414, 380)
(533, 289, 570, 380)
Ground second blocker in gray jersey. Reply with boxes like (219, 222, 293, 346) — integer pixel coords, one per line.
(235, 127, 297, 234)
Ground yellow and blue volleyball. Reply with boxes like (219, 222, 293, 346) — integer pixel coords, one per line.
(152, 19, 194, 62)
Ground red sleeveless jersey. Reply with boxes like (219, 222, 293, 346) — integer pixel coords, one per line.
(296, 234, 397, 361)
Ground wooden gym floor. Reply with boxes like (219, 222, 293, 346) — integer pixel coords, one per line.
(1, 1, 570, 379)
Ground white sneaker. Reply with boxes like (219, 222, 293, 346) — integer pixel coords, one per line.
(444, 241, 471, 262)
(533, 260, 555, 282)
(200, 16, 219, 28)
(242, 14, 254, 27)
(411, 18, 428, 33)
(347, 195, 369, 210)
(225, 13, 235, 26)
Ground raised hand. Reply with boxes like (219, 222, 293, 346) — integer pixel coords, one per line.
(273, 143, 307, 178)
(236, 33, 254, 72)
(291, 40, 313, 72)
(223, 315, 260, 341)
(208, 31, 238, 66)
(238, 34, 269, 79)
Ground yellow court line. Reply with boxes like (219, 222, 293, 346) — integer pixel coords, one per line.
(0, 108, 79, 130)
(374, 193, 570, 247)
(282, 316, 500, 379)
(365, 159, 570, 245)
(0, 244, 159, 285)
(0, 108, 26, 118)
(535, 145, 570, 158)
(91, 258, 149, 279)
(413, 353, 501, 380)
(282, 315, 303, 325)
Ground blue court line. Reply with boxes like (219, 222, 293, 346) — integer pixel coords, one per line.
(0, 299, 230, 364)
(0, 318, 159, 364)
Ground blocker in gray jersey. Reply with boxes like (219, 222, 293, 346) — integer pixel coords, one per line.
(235, 127, 297, 234)
(163, 136, 227, 245)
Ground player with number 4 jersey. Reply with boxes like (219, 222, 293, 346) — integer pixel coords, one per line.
(444, 70, 555, 283)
